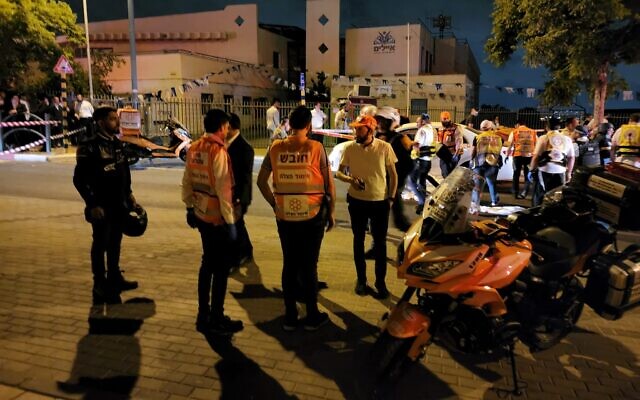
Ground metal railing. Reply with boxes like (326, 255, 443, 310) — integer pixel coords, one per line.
(89, 96, 636, 148)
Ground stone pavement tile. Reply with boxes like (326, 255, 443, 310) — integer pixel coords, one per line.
(189, 387, 222, 400)
(0, 384, 24, 400)
(13, 392, 57, 400)
(3, 192, 640, 400)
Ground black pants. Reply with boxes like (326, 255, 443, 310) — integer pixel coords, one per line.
(347, 195, 390, 287)
(197, 221, 233, 319)
(276, 213, 325, 320)
(392, 171, 412, 231)
(410, 159, 437, 203)
(512, 156, 532, 195)
(440, 157, 458, 178)
(532, 171, 565, 207)
(90, 212, 124, 282)
(234, 211, 253, 265)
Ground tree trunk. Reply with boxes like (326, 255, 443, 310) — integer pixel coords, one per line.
(592, 62, 609, 127)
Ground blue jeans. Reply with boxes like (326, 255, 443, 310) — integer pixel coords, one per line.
(472, 164, 500, 205)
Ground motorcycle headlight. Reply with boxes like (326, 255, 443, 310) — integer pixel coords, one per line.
(408, 260, 461, 279)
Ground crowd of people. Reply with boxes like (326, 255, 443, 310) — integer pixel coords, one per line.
(70, 97, 639, 337)
(1, 91, 96, 146)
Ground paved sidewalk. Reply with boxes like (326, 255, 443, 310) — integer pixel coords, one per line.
(1, 185, 640, 399)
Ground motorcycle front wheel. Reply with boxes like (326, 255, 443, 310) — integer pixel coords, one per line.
(179, 148, 187, 162)
(369, 331, 413, 381)
(518, 277, 584, 352)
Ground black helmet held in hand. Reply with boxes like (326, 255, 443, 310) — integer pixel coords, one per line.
(123, 205, 148, 237)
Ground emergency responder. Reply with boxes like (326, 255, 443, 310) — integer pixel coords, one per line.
(530, 117, 575, 207)
(336, 115, 398, 299)
(506, 119, 537, 199)
(257, 106, 336, 332)
(436, 111, 464, 178)
(471, 120, 503, 207)
(611, 113, 640, 165)
(182, 109, 243, 336)
(411, 113, 437, 214)
(73, 106, 139, 302)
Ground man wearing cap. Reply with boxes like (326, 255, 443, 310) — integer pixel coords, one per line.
(411, 113, 437, 214)
(336, 115, 398, 299)
(375, 106, 413, 231)
(471, 120, 503, 207)
(436, 111, 464, 178)
(257, 106, 336, 332)
(530, 117, 575, 207)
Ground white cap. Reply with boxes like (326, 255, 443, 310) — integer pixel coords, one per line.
(480, 120, 495, 130)
(359, 104, 378, 117)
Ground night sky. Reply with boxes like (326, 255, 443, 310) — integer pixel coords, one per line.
(64, 0, 640, 111)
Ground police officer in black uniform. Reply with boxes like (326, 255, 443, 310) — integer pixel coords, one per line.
(73, 106, 139, 302)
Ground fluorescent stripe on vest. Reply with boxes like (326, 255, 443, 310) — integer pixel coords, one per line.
(186, 137, 233, 225)
(270, 138, 325, 221)
(512, 127, 536, 157)
(475, 131, 503, 166)
(617, 124, 640, 155)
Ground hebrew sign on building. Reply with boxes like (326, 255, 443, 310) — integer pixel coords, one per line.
(373, 31, 396, 53)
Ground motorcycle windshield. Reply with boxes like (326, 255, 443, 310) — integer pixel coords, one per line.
(420, 167, 475, 241)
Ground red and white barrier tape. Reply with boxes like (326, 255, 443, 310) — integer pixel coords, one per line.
(1, 127, 85, 155)
(311, 129, 355, 140)
(0, 120, 60, 128)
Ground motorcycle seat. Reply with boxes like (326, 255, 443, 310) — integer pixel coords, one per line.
(528, 227, 576, 279)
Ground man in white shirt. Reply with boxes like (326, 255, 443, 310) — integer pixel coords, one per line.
(530, 117, 575, 206)
(266, 98, 281, 137)
(75, 94, 94, 140)
(410, 113, 436, 214)
(310, 102, 327, 144)
(336, 115, 398, 300)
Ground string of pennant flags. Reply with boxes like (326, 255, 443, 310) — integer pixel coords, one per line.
(147, 62, 329, 100)
(145, 61, 639, 102)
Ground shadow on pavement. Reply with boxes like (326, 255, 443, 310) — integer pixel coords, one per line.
(205, 335, 298, 400)
(57, 297, 155, 399)
(230, 261, 456, 399)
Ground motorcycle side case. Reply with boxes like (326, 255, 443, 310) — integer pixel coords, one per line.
(569, 165, 640, 230)
(584, 246, 640, 320)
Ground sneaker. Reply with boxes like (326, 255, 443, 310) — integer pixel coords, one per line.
(355, 281, 367, 296)
(107, 271, 138, 292)
(209, 315, 244, 336)
(374, 284, 390, 300)
(282, 316, 298, 332)
(303, 312, 329, 331)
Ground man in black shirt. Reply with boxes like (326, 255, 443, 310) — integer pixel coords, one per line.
(73, 106, 139, 302)
(226, 113, 255, 267)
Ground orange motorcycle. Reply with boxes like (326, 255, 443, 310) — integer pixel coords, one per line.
(371, 166, 640, 394)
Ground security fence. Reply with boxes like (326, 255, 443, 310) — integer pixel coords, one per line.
(91, 96, 636, 148)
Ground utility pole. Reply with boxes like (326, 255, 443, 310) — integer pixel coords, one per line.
(82, 0, 94, 102)
(127, 0, 139, 108)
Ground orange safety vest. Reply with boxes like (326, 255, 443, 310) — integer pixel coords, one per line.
(617, 124, 640, 155)
(269, 138, 325, 221)
(475, 131, 503, 166)
(185, 135, 234, 225)
(512, 126, 537, 157)
(438, 126, 457, 149)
